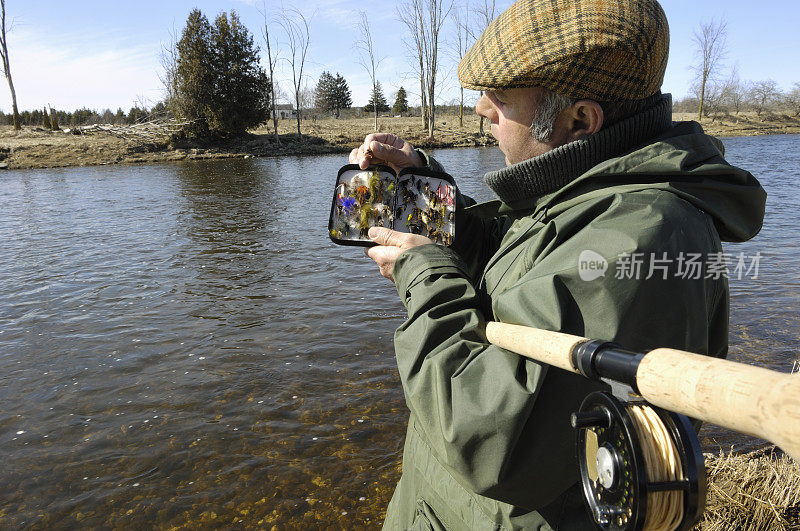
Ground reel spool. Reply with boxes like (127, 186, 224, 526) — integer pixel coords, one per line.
(571, 392, 706, 531)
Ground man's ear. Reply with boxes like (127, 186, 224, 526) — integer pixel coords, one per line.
(566, 100, 604, 140)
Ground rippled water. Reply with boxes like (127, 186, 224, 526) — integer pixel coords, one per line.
(0, 136, 798, 528)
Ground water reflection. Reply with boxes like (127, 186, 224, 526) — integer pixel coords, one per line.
(173, 160, 278, 334)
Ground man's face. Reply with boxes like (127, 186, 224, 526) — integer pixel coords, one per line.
(475, 87, 568, 166)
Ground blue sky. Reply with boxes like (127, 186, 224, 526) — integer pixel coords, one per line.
(4, 0, 799, 113)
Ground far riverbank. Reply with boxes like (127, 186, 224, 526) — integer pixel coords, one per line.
(1, 111, 798, 170)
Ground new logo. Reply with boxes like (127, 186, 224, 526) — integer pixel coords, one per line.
(578, 250, 608, 281)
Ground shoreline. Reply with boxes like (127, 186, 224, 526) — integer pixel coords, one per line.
(1, 112, 798, 171)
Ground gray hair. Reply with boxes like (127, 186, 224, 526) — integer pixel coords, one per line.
(530, 89, 665, 142)
(530, 90, 575, 142)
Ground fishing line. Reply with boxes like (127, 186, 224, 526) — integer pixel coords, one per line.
(628, 404, 684, 531)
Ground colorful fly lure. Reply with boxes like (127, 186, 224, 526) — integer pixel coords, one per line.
(341, 197, 356, 215)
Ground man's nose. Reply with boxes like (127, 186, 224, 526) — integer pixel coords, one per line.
(475, 93, 496, 123)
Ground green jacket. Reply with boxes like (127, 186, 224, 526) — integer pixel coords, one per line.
(383, 122, 766, 530)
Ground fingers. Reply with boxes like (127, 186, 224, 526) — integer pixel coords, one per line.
(368, 227, 434, 249)
(365, 244, 402, 283)
(364, 229, 435, 283)
(364, 132, 399, 148)
(350, 143, 372, 169)
(368, 141, 405, 168)
(368, 227, 404, 248)
(349, 134, 421, 172)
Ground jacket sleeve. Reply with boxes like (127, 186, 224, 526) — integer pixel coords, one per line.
(391, 190, 726, 510)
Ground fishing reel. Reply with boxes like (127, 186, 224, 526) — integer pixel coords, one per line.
(571, 392, 706, 530)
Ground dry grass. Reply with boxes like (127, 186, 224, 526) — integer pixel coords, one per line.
(0, 113, 493, 170)
(698, 448, 800, 530)
(252, 111, 492, 150)
(674, 111, 800, 138)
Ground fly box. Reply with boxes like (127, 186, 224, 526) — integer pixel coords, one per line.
(328, 164, 457, 247)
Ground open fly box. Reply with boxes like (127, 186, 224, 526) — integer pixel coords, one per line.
(328, 164, 457, 247)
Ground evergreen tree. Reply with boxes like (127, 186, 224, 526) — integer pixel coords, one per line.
(173, 9, 214, 137)
(49, 106, 59, 130)
(151, 101, 170, 119)
(364, 81, 389, 113)
(393, 86, 409, 115)
(315, 71, 352, 117)
(126, 107, 147, 124)
(72, 108, 93, 125)
(314, 71, 336, 111)
(333, 73, 352, 112)
(206, 11, 269, 135)
(172, 9, 268, 138)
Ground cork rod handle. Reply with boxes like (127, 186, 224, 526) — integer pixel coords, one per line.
(485, 322, 800, 461)
(484, 321, 584, 374)
(637, 348, 800, 462)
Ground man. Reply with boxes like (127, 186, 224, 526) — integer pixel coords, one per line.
(349, 0, 766, 528)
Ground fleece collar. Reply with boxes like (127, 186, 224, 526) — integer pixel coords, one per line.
(483, 95, 674, 204)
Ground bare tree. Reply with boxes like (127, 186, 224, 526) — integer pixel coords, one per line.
(472, 0, 495, 136)
(398, 1, 428, 129)
(472, 0, 496, 36)
(298, 81, 316, 119)
(692, 19, 727, 122)
(158, 25, 179, 110)
(749, 79, 780, 117)
(272, 81, 289, 108)
(786, 82, 800, 118)
(279, 8, 311, 141)
(356, 11, 384, 131)
(424, 0, 452, 138)
(690, 66, 742, 121)
(723, 66, 745, 115)
(452, 3, 472, 128)
(260, 1, 281, 144)
(399, 0, 452, 139)
(0, 0, 20, 130)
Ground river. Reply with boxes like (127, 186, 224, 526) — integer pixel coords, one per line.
(1, 136, 798, 528)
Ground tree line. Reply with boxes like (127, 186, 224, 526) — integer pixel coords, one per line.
(674, 80, 800, 119)
(0, 104, 164, 129)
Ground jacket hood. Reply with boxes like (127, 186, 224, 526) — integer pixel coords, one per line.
(480, 121, 767, 243)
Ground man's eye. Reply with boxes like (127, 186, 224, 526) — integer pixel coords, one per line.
(489, 93, 505, 106)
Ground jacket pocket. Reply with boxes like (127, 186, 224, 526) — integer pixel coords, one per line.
(410, 499, 446, 531)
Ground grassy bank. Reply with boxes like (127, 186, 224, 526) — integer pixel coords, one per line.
(673, 111, 800, 138)
(699, 448, 800, 529)
(1, 111, 799, 171)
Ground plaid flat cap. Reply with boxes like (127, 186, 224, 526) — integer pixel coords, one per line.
(458, 0, 669, 101)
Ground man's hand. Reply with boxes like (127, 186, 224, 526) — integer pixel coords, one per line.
(349, 133, 423, 174)
(365, 227, 433, 283)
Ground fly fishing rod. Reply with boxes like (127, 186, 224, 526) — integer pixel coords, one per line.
(485, 322, 800, 531)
